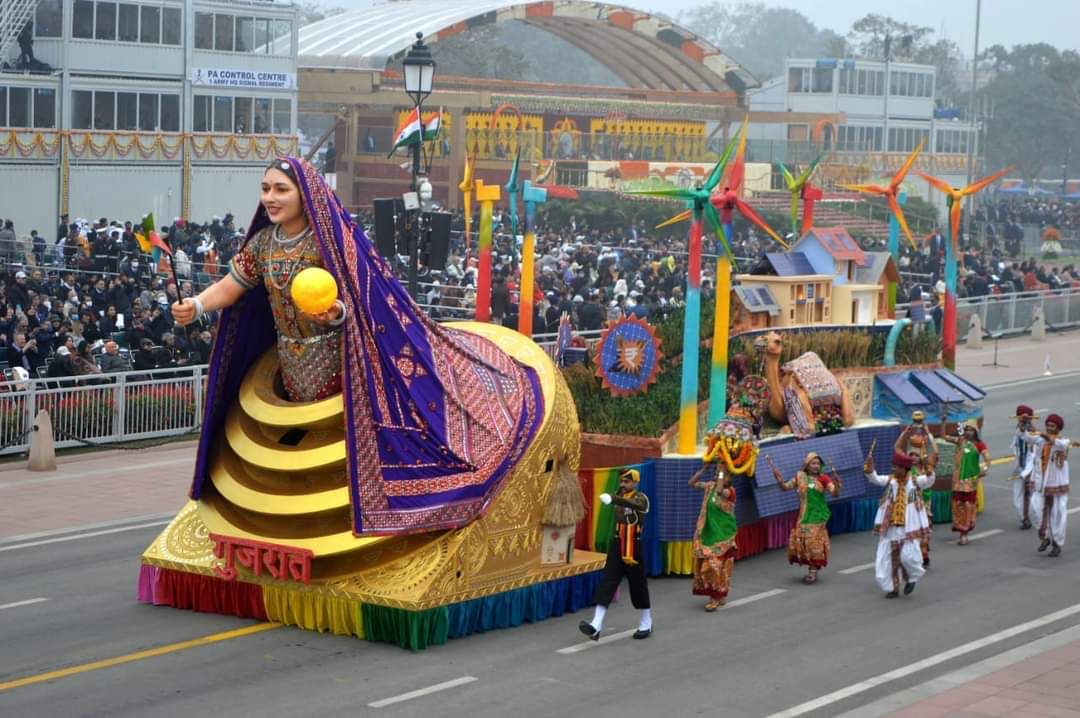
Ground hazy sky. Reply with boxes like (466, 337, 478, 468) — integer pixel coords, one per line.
(620, 0, 1076, 54)
(330, 0, 1077, 54)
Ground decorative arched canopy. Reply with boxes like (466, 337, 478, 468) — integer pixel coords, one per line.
(298, 0, 757, 94)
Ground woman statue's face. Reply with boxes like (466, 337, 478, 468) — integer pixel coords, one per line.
(261, 168, 303, 227)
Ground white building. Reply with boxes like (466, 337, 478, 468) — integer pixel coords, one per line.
(744, 58, 979, 211)
(0, 0, 299, 239)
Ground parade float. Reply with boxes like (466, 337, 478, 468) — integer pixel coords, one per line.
(137, 124, 997, 652)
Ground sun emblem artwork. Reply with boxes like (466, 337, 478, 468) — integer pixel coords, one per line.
(594, 316, 663, 397)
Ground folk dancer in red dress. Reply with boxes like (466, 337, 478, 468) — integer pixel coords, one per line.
(1011, 405, 1038, 530)
(1024, 414, 1073, 557)
(865, 452, 934, 598)
(772, 453, 841, 585)
(895, 411, 938, 566)
(942, 420, 990, 545)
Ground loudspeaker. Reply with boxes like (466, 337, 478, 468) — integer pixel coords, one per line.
(424, 211, 452, 271)
(373, 198, 403, 259)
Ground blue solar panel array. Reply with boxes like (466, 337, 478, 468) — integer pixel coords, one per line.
(911, 370, 966, 403)
(857, 423, 904, 499)
(766, 251, 816, 277)
(934, 370, 986, 401)
(876, 373, 931, 406)
(651, 457, 762, 541)
(752, 430, 871, 517)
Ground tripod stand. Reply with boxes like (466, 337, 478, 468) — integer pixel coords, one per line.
(982, 333, 1008, 368)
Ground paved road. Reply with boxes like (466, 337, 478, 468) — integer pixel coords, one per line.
(1, 373, 1077, 718)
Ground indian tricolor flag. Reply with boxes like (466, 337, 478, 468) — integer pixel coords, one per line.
(390, 108, 442, 154)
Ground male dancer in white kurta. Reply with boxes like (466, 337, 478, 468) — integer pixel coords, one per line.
(866, 451, 934, 598)
(1024, 413, 1071, 557)
(1011, 405, 1037, 530)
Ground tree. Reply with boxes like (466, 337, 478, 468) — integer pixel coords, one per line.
(980, 44, 1080, 182)
(678, 3, 841, 81)
(298, 2, 344, 26)
(846, 14, 934, 61)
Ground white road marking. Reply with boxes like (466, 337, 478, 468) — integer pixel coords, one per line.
(0, 597, 49, 611)
(367, 676, 478, 708)
(1068, 506, 1080, 515)
(0, 512, 176, 546)
(557, 628, 639, 654)
(763, 601, 1080, 718)
(723, 588, 786, 608)
(0, 521, 169, 553)
(982, 371, 1080, 391)
(557, 589, 787, 654)
(951, 528, 1004, 544)
(839, 562, 875, 575)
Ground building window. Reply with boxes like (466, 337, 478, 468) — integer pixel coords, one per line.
(890, 70, 934, 98)
(936, 128, 971, 155)
(271, 20, 291, 55)
(235, 17, 254, 53)
(35, 0, 63, 38)
(789, 67, 832, 93)
(140, 6, 160, 44)
(73, 1, 95, 39)
(254, 98, 271, 133)
(838, 68, 884, 97)
(72, 90, 93, 129)
(215, 14, 234, 52)
(273, 98, 291, 133)
(138, 93, 158, 131)
(160, 94, 179, 131)
(234, 97, 252, 134)
(195, 12, 213, 50)
(118, 3, 138, 42)
(193, 95, 210, 132)
(0, 89, 6, 128)
(213, 95, 233, 132)
(94, 91, 115, 130)
(836, 125, 883, 152)
(95, 2, 117, 41)
(162, 7, 181, 45)
(116, 91, 137, 130)
(8, 87, 30, 128)
(888, 127, 930, 153)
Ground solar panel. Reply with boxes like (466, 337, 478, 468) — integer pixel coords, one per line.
(877, 373, 931, 406)
(934, 370, 986, 401)
(788, 252, 815, 275)
(740, 287, 760, 307)
(911, 370, 966, 403)
(755, 287, 776, 306)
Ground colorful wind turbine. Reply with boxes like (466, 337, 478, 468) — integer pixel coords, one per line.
(505, 149, 521, 238)
(458, 152, 475, 252)
(630, 139, 737, 454)
(473, 179, 501, 323)
(517, 180, 547, 338)
(839, 139, 925, 251)
(914, 166, 1012, 370)
(776, 152, 827, 238)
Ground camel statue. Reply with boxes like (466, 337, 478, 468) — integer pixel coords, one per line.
(762, 331, 856, 437)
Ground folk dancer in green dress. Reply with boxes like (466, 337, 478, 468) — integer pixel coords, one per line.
(687, 462, 738, 611)
(942, 420, 990, 545)
(771, 453, 841, 585)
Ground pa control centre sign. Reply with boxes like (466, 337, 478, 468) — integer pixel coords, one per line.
(191, 68, 296, 90)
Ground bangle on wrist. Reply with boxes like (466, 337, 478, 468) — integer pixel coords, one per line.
(328, 299, 347, 326)
(192, 297, 205, 320)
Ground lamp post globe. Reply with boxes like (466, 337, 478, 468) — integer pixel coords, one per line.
(403, 32, 435, 104)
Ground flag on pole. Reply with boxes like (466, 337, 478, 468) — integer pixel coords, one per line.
(422, 109, 442, 141)
(389, 107, 423, 154)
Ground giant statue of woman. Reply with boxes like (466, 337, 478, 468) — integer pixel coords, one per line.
(172, 157, 542, 535)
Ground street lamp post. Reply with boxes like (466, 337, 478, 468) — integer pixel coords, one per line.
(402, 32, 435, 299)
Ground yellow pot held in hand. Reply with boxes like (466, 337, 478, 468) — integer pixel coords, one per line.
(290, 267, 338, 315)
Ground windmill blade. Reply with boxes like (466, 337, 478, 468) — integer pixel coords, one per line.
(949, 202, 963, 252)
(776, 161, 796, 190)
(704, 133, 739, 191)
(890, 139, 925, 190)
(789, 191, 799, 231)
(703, 202, 737, 266)
(725, 116, 750, 194)
(458, 153, 475, 192)
(506, 148, 520, 192)
(656, 209, 693, 229)
(886, 193, 917, 250)
(735, 199, 788, 249)
(959, 166, 1013, 197)
(913, 170, 955, 197)
(797, 151, 828, 185)
(627, 187, 698, 200)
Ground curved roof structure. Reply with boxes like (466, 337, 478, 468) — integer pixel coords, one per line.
(298, 0, 757, 94)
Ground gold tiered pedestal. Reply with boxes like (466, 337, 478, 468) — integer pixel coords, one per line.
(139, 323, 604, 649)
